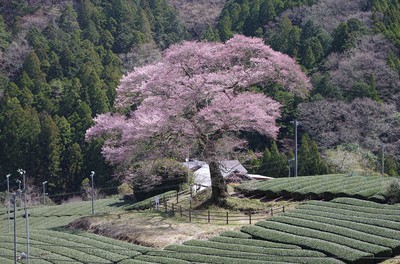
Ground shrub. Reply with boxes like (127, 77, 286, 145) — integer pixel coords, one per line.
(385, 178, 400, 204)
(118, 183, 133, 197)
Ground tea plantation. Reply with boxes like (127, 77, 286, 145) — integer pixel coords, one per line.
(1, 194, 400, 263)
(235, 174, 394, 202)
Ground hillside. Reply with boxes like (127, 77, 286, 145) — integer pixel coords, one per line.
(0, 0, 400, 199)
(167, 0, 227, 36)
(207, 0, 400, 177)
(0, 0, 186, 195)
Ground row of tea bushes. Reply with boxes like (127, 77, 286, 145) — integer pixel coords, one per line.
(236, 175, 394, 202)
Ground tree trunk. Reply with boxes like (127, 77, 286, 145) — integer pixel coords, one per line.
(209, 160, 228, 204)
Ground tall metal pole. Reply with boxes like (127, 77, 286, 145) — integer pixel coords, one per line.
(18, 169, 29, 264)
(381, 144, 385, 175)
(16, 180, 22, 208)
(90, 171, 95, 215)
(7, 174, 10, 233)
(12, 193, 17, 264)
(294, 120, 299, 177)
(42, 181, 47, 205)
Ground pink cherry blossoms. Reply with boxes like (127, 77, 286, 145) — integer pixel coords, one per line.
(86, 35, 310, 175)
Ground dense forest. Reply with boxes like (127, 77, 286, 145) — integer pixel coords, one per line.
(203, 0, 400, 177)
(0, 0, 186, 196)
(1, 0, 400, 198)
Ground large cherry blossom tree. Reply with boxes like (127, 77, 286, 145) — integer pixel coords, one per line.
(86, 35, 311, 202)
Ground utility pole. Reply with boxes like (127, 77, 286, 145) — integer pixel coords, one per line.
(381, 144, 385, 175)
(90, 171, 95, 215)
(7, 174, 10, 233)
(12, 193, 17, 264)
(16, 180, 22, 208)
(290, 120, 300, 177)
(18, 169, 29, 264)
(42, 181, 47, 205)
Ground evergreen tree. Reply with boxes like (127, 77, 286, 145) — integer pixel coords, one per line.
(243, 0, 261, 36)
(298, 134, 327, 175)
(257, 142, 287, 177)
(59, 5, 80, 33)
(0, 15, 11, 49)
(236, 0, 250, 32)
(201, 24, 220, 42)
(39, 112, 62, 183)
(258, 147, 271, 176)
(23, 52, 46, 85)
(298, 134, 311, 176)
(302, 44, 316, 69)
(0, 98, 41, 174)
(260, 0, 276, 23)
(217, 15, 234, 41)
(269, 16, 293, 53)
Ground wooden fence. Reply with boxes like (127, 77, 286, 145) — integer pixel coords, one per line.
(160, 199, 285, 225)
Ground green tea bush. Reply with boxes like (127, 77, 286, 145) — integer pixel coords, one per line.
(183, 239, 325, 257)
(307, 200, 400, 216)
(236, 175, 394, 201)
(148, 251, 288, 264)
(241, 225, 372, 264)
(135, 255, 191, 264)
(209, 236, 301, 249)
(282, 211, 400, 253)
(290, 208, 400, 231)
(270, 215, 399, 252)
(255, 221, 390, 257)
(219, 230, 252, 239)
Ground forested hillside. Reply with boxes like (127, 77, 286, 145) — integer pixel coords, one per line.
(205, 0, 400, 177)
(0, 0, 186, 195)
(1, 0, 400, 198)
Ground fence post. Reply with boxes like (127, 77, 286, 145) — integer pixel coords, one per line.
(164, 198, 167, 213)
(208, 210, 210, 223)
(249, 211, 251, 225)
(270, 208, 273, 216)
(189, 209, 192, 222)
(283, 206, 285, 213)
(180, 205, 182, 217)
(226, 211, 229, 224)
(176, 191, 179, 204)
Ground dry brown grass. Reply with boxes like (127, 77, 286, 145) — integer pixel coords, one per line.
(68, 211, 242, 248)
(67, 187, 300, 249)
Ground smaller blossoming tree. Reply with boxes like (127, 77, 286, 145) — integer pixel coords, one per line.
(86, 35, 311, 203)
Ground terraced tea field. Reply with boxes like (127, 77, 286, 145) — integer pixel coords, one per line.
(1, 194, 400, 263)
(138, 198, 400, 264)
(236, 174, 394, 202)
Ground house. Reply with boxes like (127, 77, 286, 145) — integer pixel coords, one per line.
(183, 159, 252, 191)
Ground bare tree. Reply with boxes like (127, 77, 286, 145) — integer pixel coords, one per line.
(299, 98, 400, 154)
